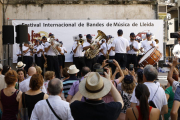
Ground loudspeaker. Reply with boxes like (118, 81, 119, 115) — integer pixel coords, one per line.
(2, 25, 14, 44)
(16, 25, 28, 44)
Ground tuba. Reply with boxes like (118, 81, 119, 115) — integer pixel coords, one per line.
(85, 30, 107, 59)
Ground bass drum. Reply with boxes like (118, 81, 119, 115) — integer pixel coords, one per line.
(138, 48, 162, 67)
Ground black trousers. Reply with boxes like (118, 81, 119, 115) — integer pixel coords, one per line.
(98, 55, 106, 65)
(115, 53, 127, 68)
(58, 55, 63, 66)
(47, 56, 60, 78)
(85, 57, 96, 71)
(137, 55, 143, 67)
(62, 55, 65, 68)
(74, 57, 86, 77)
(126, 54, 138, 69)
(17, 57, 22, 62)
(23, 56, 33, 72)
(109, 56, 116, 74)
(36, 57, 42, 69)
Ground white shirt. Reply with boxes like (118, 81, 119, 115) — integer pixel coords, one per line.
(138, 42, 144, 55)
(130, 82, 167, 111)
(41, 43, 47, 55)
(61, 46, 67, 54)
(16, 48, 22, 57)
(83, 42, 91, 49)
(99, 42, 108, 56)
(112, 36, 129, 53)
(172, 44, 180, 58)
(30, 95, 74, 120)
(22, 46, 31, 56)
(19, 76, 47, 93)
(141, 39, 156, 53)
(108, 43, 115, 56)
(44, 42, 56, 56)
(127, 40, 139, 54)
(35, 45, 43, 57)
(72, 44, 85, 57)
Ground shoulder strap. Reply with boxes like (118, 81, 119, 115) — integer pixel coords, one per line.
(46, 99, 62, 120)
(132, 108, 138, 120)
(151, 86, 159, 101)
(114, 80, 117, 88)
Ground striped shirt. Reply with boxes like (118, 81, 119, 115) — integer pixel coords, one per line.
(63, 76, 79, 98)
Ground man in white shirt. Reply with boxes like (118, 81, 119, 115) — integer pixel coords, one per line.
(44, 34, 61, 78)
(136, 37, 144, 67)
(19, 67, 47, 93)
(98, 36, 110, 64)
(140, 33, 156, 54)
(83, 34, 96, 70)
(60, 41, 67, 68)
(41, 36, 47, 72)
(130, 65, 168, 115)
(23, 42, 33, 72)
(111, 29, 130, 68)
(73, 39, 85, 77)
(172, 37, 180, 59)
(127, 33, 139, 69)
(34, 40, 43, 69)
(16, 44, 22, 62)
(0, 64, 6, 91)
(30, 78, 73, 120)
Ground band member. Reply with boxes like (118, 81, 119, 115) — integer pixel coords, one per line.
(154, 39, 159, 49)
(41, 36, 47, 71)
(60, 41, 67, 68)
(57, 41, 63, 78)
(44, 35, 60, 78)
(136, 37, 143, 66)
(107, 35, 116, 73)
(16, 44, 22, 62)
(34, 40, 43, 69)
(140, 33, 156, 53)
(83, 34, 96, 70)
(127, 33, 139, 69)
(73, 39, 86, 77)
(22, 42, 33, 72)
(172, 35, 180, 58)
(111, 29, 130, 68)
(98, 37, 110, 64)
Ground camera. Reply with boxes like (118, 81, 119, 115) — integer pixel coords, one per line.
(106, 59, 114, 64)
(163, 63, 170, 67)
(170, 33, 180, 38)
(95, 68, 107, 75)
(129, 64, 134, 71)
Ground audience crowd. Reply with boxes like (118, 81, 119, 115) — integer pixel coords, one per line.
(1, 57, 180, 120)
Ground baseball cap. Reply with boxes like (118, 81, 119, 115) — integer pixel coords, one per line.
(124, 75, 133, 84)
(130, 33, 136, 37)
(86, 34, 92, 39)
(146, 32, 151, 36)
(0, 64, 2, 69)
(42, 36, 47, 39)
(79, 34, 83, 37)
(107, 35, 113, 39)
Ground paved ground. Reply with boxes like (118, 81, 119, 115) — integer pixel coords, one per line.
(157, 73, 168, 86)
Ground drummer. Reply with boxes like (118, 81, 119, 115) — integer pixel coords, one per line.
(140, 33, 156, 54)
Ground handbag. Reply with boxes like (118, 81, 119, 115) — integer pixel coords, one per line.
(46, 99, 62, 120)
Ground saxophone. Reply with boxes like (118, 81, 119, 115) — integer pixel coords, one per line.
(85, 30, 107, 59)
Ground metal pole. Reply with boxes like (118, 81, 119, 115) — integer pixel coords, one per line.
(8, 43, 9, 65)
(3, 0, 5, 25)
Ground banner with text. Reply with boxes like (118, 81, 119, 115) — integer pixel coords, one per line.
(12, 20, 164, 63)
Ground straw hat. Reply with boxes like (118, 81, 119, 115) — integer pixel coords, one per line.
(79, 72, 111, 99)
(16, 61, 26, 69)
(67, 65, 79, 74)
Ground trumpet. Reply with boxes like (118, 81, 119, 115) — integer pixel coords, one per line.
(77, 39, 85, 45)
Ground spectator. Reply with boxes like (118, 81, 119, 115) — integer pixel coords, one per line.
(171, 86, 180, 120)
(19, 74, 48, 119)
(31, 78, 73, 120)
(125, 84, 160, 120)
(0, 70, 22, 120)
(16, 61, 26, 70)
(62, 67, 69, 81)
(130, 65, 168, 117)
(35, 66, 42, 75)
(70, 72, 124, 120)
(19, 67, 47, 93)
(67, 66, 91, 102)
(15, 69, 26, 89)
(2, 65, 11, 75)
(31, 63, 37, 67)
(101, 59, 124, 103)
(137, 68, 143, 84)
(63, 65, 79, 98)
(0, 64, 6, 91)
(44, 71, 55, 91)
(118, 75, 136, 120)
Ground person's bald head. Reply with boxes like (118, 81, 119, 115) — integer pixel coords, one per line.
(28, 67, 36, 76)
(48, 78, 63, 95)
(81, 66, 91, 76)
